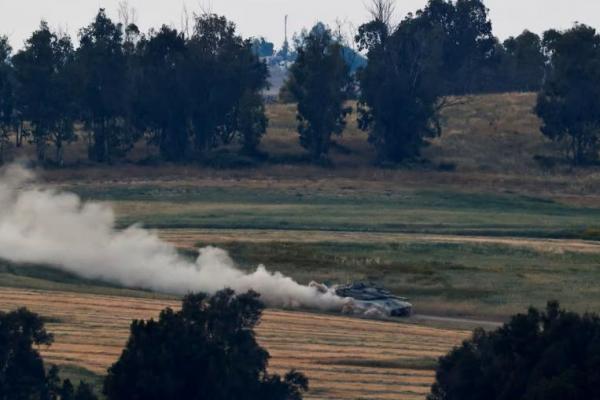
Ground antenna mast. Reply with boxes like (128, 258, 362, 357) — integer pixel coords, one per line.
(284, 15, 288, 45)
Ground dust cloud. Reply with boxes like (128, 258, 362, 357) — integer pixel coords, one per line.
(0, 164, 344, 310)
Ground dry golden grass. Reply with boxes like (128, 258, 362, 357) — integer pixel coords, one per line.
(0, 287, 469, 400)
(430, 93, 550, 173)
(7, 92, 592, 200)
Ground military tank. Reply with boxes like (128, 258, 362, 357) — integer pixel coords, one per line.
(335, 282, 413, 318)
(310, 281, 413, 319)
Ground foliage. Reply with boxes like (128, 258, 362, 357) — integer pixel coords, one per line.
(76, 9, 134, 163)
(356, 0, 546, 163)
(536, 25, 600, 165)
(104, 289, 308, 400)
(235, 90, 269, 155)
(134, 26, 189, 161)
(59, 380, 99, 400)
(356, 9, 445, 162)
(0, 308, 53, 399)
(252, 37, 275, 57)
(417, 0, 497, 95)
(0, 4, 592, 168)
(12, 22, 77, 165)
(286, 23, 351, 162)
(0, 36, 14, 163)
(190, 14, 269, 157)
(430, 302, 600, 400)
(0, 307, 97, 400)
(501, 30, 546, 92)
(134, 15, 268, 161)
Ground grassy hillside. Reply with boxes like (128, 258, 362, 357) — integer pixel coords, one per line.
(263, 92, 557, 174)
(27, 93, 596, 204)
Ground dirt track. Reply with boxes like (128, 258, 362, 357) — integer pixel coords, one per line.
(157, 228, 600, 254)
(0, 287, 470, 400)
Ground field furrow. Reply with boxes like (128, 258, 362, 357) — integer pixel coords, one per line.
(0, 287, 469, 399)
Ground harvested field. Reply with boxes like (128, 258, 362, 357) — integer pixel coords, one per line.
(158, 228, 600, 254)
(0, 287, 469, 400)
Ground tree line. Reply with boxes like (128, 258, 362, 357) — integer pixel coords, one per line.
(0, 290, 308, 400)
(0, 10, 268, 166)
(281, 0, 551, 164)
(0, 1, 599, 167)
(289, 0, 599, 165)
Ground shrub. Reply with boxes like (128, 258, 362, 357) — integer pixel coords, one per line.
(430, 301, 600, 400)
(104, 290, 308, 400)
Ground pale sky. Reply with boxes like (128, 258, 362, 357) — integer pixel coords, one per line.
(1, 0, 600, 50)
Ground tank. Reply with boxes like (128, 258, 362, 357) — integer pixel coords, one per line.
(335, 282, 413, 318)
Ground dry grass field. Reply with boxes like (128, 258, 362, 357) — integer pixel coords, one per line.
(0, 287, 469, 400)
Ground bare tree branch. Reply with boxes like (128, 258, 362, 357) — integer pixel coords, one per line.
(118, 0, 137, 27)
(365, 0, 396, 29)
(333, 18, 360, 51)
(181, 5, 191, 38)
(436, 96, 473, 114)
(197, 0, 214, 17)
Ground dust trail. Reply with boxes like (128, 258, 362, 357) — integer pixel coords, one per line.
(0, 164, 344, 310)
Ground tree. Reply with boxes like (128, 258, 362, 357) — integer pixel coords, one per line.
(0, 308, 98, 400)
(76, 9, 134, 163)
(186, 14, 269, 158)
(135, 26, 190, 161)
(13, 22, 77, 164)
(48, 33, 78, 166)
(286, 23, 351, 162)
(357, 11, 445, 163)
(60, 380, 99, 400)
(0, 308, 53, 399)
(235, 90, 268, 156)
(366, 0, 396, 29)
(0, 36, 14, 163)
(252, 37, 275, 58)
(429, 302, 600, 400)
(417, 0, 496, 94)
(134, 15, 268, 162)
(536, 25, 600, 165)
(502, 31, 546, 92)
(104, 290, 308, 400)
(12, 23, 54, 162)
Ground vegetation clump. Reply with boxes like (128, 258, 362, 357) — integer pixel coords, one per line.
(355, 0, 497, 163)
(0, 307, 98, 400)
(1, 9, 268, 166)
(285, 23, 351, 163)
(104, 289, 308, 400)
(536, 25, 600, 165)
(0, 1, 598, 167)
(430, 301, 600, 400)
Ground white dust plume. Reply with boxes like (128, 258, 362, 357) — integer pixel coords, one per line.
(0, 164, 345, 310)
